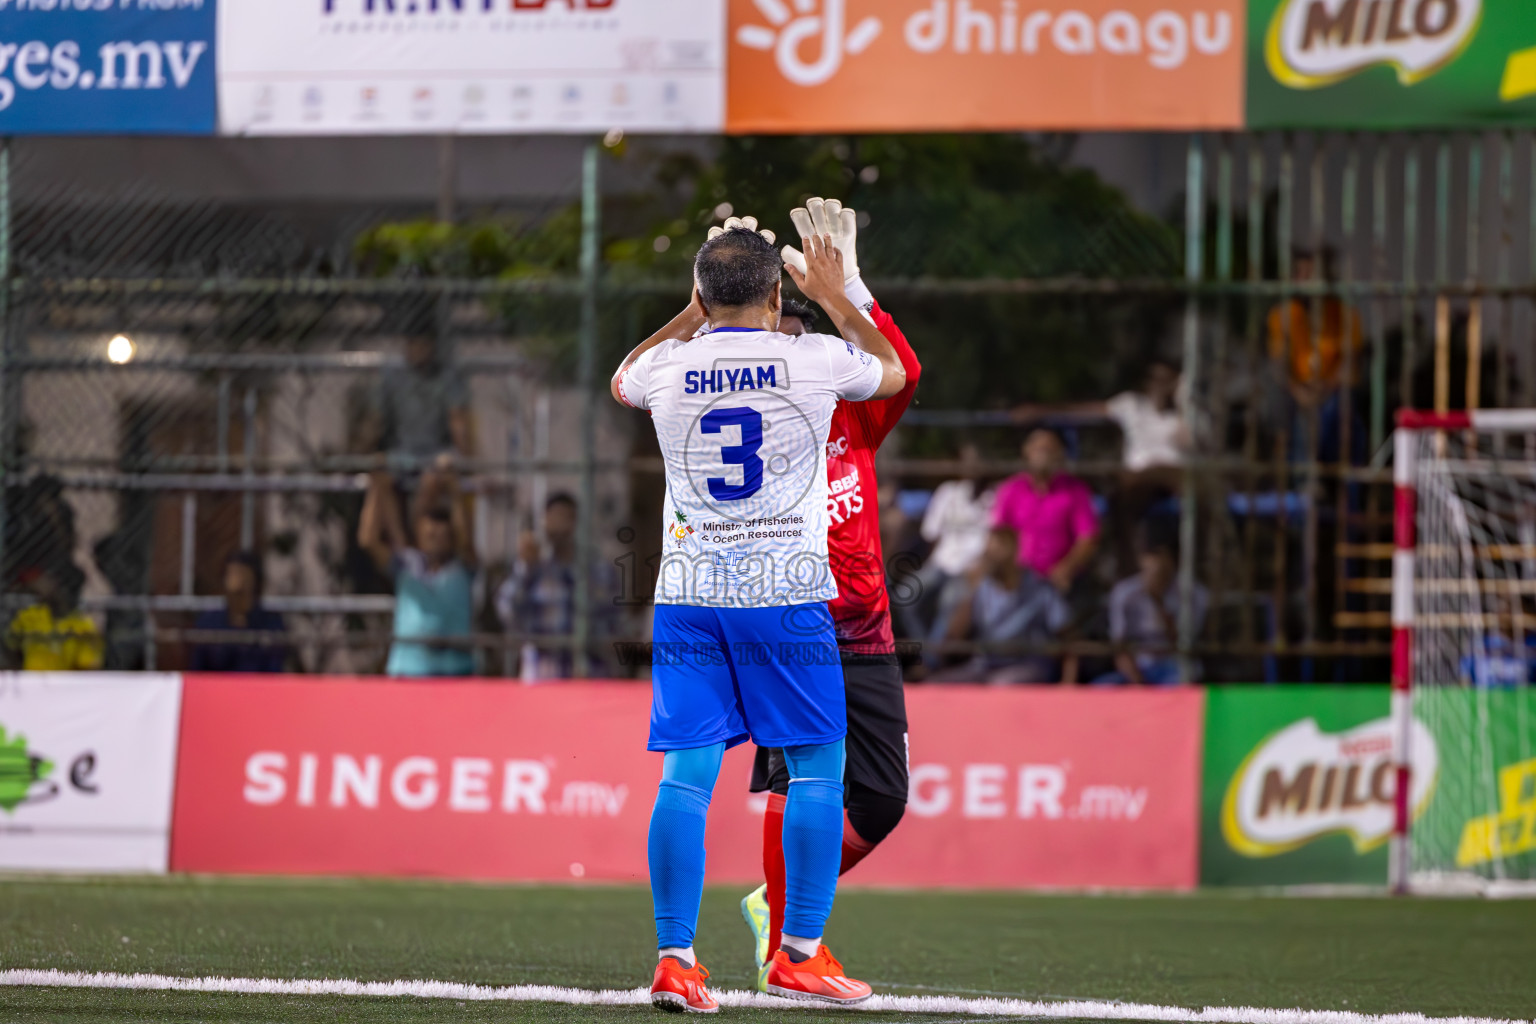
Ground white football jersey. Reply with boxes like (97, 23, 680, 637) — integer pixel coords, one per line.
(620, 327, 883, 608)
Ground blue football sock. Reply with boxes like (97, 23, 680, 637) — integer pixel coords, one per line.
(780, 739, 846, 942)
(648, 743, 724, 950)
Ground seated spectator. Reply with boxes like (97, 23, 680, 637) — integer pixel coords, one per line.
(6, 564, 102, 671)
(190, 550, 287, 674)
(1013, 359, 1195, 572)
(371, 326, 472, 474)
(903, 441, 995, 656)
(359, 463, 476, 678)
(1094, 542, 1209, 686)
(991, 428, 1099, 594)
(935, 527, 1070, 684)
(495, 493, 617, 679)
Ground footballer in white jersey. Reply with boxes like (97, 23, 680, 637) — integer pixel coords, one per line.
(617, 325, 882, 609)
(609, 222, 905, 1013)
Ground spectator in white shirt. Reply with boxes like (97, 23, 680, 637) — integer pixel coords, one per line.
(900, 442, 996, 661)
(1013, 359, 1195, 572)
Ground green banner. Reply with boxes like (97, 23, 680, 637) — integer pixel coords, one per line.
(1414, 688, 1536, 881)
(1203, 686, 1400, 886)
(1247, 0, 1536, 128)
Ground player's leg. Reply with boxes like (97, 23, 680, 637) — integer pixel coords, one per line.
(839, 655, 910, 873)
(777, 738, 846, 959)
(646, 605, 746, 1013)
(728, 602, 871, 1005)
(741, 747, 788, 981)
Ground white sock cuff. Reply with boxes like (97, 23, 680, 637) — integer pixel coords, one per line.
(658, 946, 695, 967)
(780, 933, 821, 958)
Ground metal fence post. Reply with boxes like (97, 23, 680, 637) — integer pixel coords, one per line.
(0, 139, 11, 588)
(573, 142, 600, 679)
(1178, 133, 1204, 678)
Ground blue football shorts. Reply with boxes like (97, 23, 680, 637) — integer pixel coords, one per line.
(648, 601, 846, 751)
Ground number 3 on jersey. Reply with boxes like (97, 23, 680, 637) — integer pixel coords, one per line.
(701, 406, 763, 501)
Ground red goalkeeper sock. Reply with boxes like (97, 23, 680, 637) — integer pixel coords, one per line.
(762, 792, 787, 959)
(840, 814, 877, 875)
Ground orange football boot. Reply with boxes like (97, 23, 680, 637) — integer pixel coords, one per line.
(764, 945, 872, 1005)
(650, 955, 719, 1014)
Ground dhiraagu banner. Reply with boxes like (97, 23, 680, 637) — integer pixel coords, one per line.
(1247, 0, 1536, 127)
(1202, 686, 1437, 886)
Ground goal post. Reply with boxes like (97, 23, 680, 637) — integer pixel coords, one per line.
(1391, 409, 1536, 896)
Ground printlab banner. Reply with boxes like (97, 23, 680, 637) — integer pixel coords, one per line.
(216, 0, 725, 136)
(1248, 0, 1536, 127)
(1201, 686, 1437, 886)
(170, 676, 1203, 890)
(725, 0, 1246, 132)
(0, 0, 215, 135)
(0, 673, 183, 872)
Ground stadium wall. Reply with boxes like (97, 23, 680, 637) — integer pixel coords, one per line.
(6, 673, 1526, 889)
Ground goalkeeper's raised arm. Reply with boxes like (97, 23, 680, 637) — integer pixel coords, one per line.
(787, 230, 906, 401)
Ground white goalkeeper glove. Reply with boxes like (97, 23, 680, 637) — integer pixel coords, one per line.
(707, 215, 775, 245)
(782, 197, 874, 320)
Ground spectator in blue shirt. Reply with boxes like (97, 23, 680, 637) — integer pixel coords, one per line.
(359, 463, 476, 678)
(190, 550, 288, 674)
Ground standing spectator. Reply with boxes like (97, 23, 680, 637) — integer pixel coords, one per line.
(936, 527, 1071, 684)
(359, 463, 476, 678)
(189, 550, 288, 674)
(6, 564, 102, 671)
(991, 428, 1100, 593)
(372, 330, 472, 473)
(1267, 248, 1365, 464)
(1013, 359, 1195, 572)
(904, 441, 995, 654)
(494, 492, 617, 679)
(1095, 542, 1209, 685)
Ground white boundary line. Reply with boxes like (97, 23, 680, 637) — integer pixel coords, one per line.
(0, 969, 1528, 1024)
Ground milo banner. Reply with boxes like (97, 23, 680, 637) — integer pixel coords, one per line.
(1201, 686, 1437, 886)
(1413, 688, 1536, 882)
(1248, 0, 1536, 127)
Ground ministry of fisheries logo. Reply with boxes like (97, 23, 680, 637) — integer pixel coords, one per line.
(1266, 0, 1482, 89)
(735, 0, 882, 87)
(670, 510, 696, 544)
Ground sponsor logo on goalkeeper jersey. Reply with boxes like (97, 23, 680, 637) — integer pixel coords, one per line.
(727, 0, 1243, 130)
(1221, 716, 1438, 857)
(1265, 0, 1482, 89)
(1455, 756, 1536, 867)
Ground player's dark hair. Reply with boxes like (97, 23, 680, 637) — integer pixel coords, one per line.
(546, 491, 577, 511)
(780, 298, 819, 333)
(418, 506, 452, 525)
(694, 227, 782, 310)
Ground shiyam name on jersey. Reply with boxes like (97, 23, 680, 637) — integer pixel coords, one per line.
(620, 328, 882, 609)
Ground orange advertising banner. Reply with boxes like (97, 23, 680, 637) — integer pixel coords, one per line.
(726, 0, 1246, 133)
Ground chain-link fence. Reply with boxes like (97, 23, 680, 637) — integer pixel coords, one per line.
(2, 131, 1533, 683)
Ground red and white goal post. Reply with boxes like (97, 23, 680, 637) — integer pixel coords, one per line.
(1391, 409, 1536, 896)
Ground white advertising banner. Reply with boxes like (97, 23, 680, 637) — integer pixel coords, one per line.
(218, 0, 725, 136)
(0, 673, 182, 873)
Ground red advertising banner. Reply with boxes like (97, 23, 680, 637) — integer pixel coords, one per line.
(171, 676, 1202, 889)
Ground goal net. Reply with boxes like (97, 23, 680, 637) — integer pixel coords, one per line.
(1394, 410, 1536, 896)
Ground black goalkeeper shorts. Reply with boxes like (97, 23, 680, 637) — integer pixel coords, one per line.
(750, 653, 908, 802)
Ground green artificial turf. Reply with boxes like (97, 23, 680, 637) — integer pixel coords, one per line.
(0, 877, 1531, 1023)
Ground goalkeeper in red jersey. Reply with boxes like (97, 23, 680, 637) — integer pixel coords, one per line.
(740, 198, 922, 988)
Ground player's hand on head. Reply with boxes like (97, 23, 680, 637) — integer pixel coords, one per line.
(782, 198, 859, 284)
(707, 215, 775, 245)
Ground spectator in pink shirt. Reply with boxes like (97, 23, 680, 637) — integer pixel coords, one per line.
(991, 429, 1100, 593)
